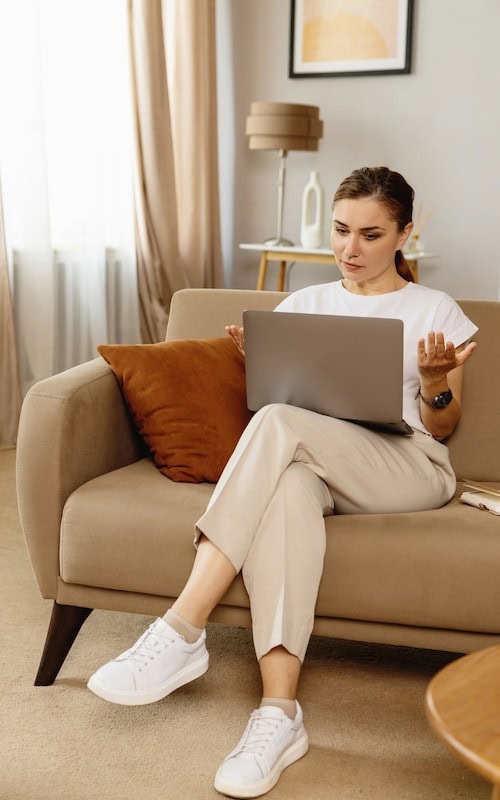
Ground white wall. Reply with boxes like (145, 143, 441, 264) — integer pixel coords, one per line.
(218, 0, 500, 298)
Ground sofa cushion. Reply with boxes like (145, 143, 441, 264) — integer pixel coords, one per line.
(97, 337, 252, 483)
(316, 487, 500, 633)
(60, 458, 251, 609)
(60, 463, 500, 635)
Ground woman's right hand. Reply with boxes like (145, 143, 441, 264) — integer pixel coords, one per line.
(225, 325, 245, 357)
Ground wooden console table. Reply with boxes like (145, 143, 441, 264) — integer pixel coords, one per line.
(239, 243, 436, 291)
(425, 646, 500, 799)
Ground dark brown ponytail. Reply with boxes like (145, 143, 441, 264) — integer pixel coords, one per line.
(395, 250, 415, 283)
(334, 167, 415, 282)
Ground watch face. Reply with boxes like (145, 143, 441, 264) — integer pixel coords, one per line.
(432, 390, 453, 409)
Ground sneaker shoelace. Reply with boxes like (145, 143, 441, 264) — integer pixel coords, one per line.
(121, 623, 179, 669)
(237, 711, 284, 756)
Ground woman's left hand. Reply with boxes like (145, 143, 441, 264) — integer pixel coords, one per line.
(225, 324, 245, 357)
(417, 331, 477, 381)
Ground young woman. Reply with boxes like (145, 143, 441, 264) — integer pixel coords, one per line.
(87, 167, 477, 798)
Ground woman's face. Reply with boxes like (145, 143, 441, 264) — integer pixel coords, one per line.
(331, 197, 412, 286)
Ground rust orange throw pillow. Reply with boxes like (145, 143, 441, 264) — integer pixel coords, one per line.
(97, 337, 252, 483)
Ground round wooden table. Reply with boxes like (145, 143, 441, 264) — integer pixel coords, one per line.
(425, 646, 500, 799)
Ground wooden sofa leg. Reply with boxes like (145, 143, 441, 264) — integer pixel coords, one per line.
(34, 602, 93, 686)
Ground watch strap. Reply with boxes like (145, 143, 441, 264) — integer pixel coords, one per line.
(419, 388, 453, 409)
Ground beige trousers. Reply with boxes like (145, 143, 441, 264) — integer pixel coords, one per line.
(195, 404, 456, 662)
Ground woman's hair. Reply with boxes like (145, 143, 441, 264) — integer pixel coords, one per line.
(333, 166, 415, 282)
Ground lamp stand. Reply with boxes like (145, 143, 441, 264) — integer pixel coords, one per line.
(264, 149, 293, 246)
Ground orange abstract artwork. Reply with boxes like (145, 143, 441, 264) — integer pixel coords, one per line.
(290, 0, 413, 78)
(302, 0, 398, 62)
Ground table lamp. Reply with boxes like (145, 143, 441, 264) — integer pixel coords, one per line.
(246, 101, 323, 245)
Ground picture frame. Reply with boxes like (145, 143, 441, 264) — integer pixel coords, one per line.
(289, 0, 414, 78)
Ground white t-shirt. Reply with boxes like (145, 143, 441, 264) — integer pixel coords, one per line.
(275, 280, 478, 435)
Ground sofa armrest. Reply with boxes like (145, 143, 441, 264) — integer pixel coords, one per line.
(16, 357, 146, 599)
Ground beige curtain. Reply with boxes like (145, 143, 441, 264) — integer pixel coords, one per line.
(128, 0, 223, 344)
(0, 186, 22, 447)
(164, 0, 223, 290)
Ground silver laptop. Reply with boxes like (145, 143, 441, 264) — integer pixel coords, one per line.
(243, 310, 413, 435)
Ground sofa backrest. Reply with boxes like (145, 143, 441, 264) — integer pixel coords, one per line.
(167, 288, 285, 341)
(167, 290, 500, 482)
(448, 300, 500, 481)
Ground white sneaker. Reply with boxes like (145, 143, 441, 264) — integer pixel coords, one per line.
(214, 702, 309, 798)
(87, 617, 208, 706)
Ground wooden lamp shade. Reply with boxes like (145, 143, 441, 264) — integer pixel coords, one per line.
(246, 101, 323, 152)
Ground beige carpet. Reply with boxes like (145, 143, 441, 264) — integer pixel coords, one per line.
(0, 448, 490, 800)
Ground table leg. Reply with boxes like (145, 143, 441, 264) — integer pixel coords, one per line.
(278, 260, 286, 291)
(256, 253, 268, 290)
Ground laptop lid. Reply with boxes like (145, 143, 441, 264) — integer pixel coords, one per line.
(243, 310, 413, 435)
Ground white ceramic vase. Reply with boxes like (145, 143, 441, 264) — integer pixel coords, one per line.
(300, 171, 324, 249)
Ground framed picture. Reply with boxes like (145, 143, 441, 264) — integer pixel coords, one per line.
(289, 0, 414, 78)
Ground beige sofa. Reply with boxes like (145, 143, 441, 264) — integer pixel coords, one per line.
(16, 289, 500, 686)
